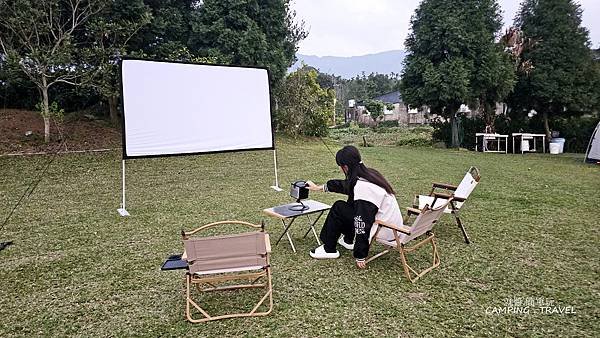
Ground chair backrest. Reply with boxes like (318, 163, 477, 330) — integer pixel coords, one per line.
(402, 199, 451, 244)
(182, 221, 269, 275)
(453, 167, 480, 207)
(185, 231, 269, 275)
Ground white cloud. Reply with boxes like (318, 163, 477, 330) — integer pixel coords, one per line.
(291, 0, 600, 56)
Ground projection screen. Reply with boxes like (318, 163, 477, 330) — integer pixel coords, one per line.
(120, 59, 273, 158)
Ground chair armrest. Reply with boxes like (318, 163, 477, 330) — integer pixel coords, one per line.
(183, 220, 263, 238)
(375, 220, 411, 235)
(264, 234, 272, 253)
(452, 196, 466, 202)
(433, 191, 465, 202)
(406, 207, 421, 215)
(431, 182, 458, 191)
(433, 191, 453, 199)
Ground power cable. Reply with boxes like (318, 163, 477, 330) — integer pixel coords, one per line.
(0, 112, 67, 246)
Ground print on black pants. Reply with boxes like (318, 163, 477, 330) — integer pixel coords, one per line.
(319, 200, 355, 253)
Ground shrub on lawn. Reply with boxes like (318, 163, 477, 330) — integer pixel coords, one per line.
(330, 125, 433, 147)
(378, 120, 400, 128)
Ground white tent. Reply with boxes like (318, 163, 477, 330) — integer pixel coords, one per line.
(585, 121, 600, 163)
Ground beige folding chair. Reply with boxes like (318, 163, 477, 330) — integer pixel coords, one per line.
(366, 197, 452, 283)
(413, 166, 480, 244)
(181, 221, 273, 323)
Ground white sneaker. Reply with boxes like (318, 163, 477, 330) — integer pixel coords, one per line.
(309, 245, 340, 259)
(338, 236, 354, 250)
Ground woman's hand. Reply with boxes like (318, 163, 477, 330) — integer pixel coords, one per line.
(356, 259, 367, 269)
(305, 180, 322, 191)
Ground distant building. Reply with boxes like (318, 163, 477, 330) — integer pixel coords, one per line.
(347, 91, 429, 126)
(346, 91, 509, 127)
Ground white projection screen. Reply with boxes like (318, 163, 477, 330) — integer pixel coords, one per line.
(120, 59, 273, 158)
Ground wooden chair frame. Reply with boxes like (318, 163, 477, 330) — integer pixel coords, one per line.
(366, 198, 451, 283)
(413, 166, 480, 244)
(181, 221, 273, 323)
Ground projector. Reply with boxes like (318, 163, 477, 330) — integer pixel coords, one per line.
(290, 181, 309, 201)
(289, 181, 310, 211)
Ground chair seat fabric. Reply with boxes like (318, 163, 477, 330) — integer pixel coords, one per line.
(184, 232, 268, 275)
(418, 195, 458, 213)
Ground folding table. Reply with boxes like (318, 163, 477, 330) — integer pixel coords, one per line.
(263, 199, 330, 253)
(475, 133, 508, 153)
(512, 133, 546, 153)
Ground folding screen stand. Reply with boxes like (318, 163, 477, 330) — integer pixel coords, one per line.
(118, 150, 282, 216)
(270, 149, 283, 192)
(117, 160, 130, 216)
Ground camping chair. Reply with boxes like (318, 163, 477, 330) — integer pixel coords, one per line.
(413, 166, 480, 244)
(366, 197, 453, 283)
(181, 220, 273, 323)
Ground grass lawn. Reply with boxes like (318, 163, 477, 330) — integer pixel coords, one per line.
(1, 137, 599, 337)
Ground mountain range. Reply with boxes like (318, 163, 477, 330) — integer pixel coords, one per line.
(290, 50, 406, 79)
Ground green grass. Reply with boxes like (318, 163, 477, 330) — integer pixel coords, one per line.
(0, 138, 599, 337)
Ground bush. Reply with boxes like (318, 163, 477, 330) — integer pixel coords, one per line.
(347, 121, 363, 134)
(378, 120, 399, 128)
(395, 132, 433, 147)
(329, 125, 433, 148)
(551, 116, 599, 152)
(371, 126, 402, 134)
(275, 67, 334, 137)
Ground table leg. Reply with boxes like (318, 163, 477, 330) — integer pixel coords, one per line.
(543, 136, 546, 153)
(302, 214, 313, 238)
(512, 137, 514, 154)
(475, 136, 478, 152)
(275, 217, 297, 253)
(302, 211, 324, 245)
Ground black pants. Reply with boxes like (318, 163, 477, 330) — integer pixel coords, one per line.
(320, 200, 355, 253)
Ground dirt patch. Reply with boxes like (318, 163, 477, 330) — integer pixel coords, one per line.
(0, 109, 121, 155)
(405, 292, 428, 302)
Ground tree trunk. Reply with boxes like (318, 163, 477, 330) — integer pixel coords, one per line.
(450, 114, 460, 148)
(41, 78, 51, 143)
(108, 95, 119, 125)
(332, 97, 336, 126)
(542, 111, 551, 139)
(484, 101, 495, 133)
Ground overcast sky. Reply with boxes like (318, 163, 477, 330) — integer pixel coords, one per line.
(291, 0, 600, 57)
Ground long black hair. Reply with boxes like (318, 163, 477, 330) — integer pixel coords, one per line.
(335, 145, 396, 196)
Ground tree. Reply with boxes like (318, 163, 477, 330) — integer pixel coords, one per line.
(511, 0, 598, 138)
(0, 0, 105, 142)
(346, 72, 400, 102)
(400, 0, 511, 147)
(128, 0, 202, 59)
(276, 67, 334, 137)
(81, 0, 219, 123)
(82, 0, 151, 124)
(364, 99, 385, 125)
(190, 0, 306, 86)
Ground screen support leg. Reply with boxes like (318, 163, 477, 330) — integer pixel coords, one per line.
(270, 149, 283, 191)
(117, 159, 130, 216)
